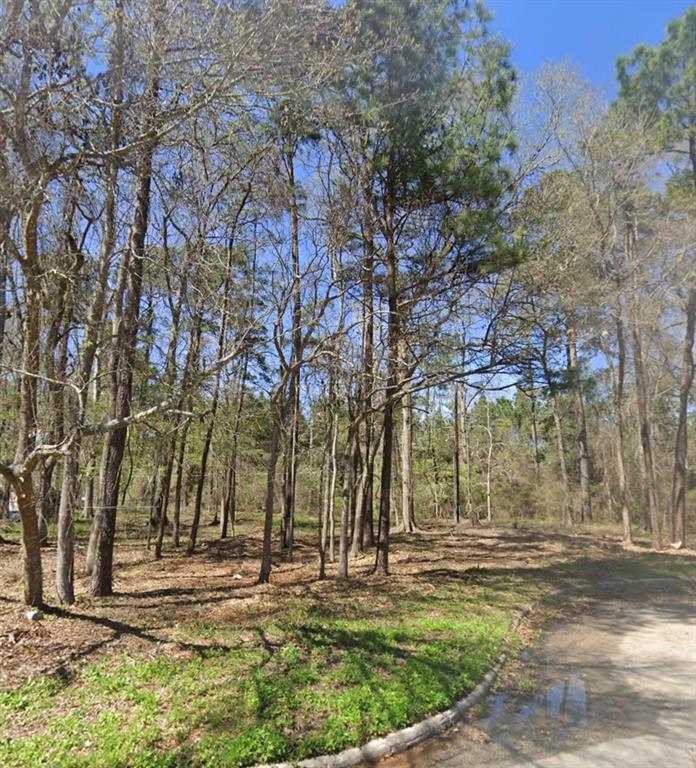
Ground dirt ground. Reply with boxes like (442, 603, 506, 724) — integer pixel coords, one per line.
(1, 518, 693, 692)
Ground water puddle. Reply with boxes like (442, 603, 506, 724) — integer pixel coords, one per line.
(483, 670, 587, 738)
(380, 668, 591, 768)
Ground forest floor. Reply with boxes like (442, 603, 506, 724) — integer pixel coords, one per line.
(0, 518, 694, 767)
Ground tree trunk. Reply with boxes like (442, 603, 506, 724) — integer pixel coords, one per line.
(82, 461, 95, 520)
(453, 385, 461, 524)
(328, 410, 338, 563)
(10, 204, 44, 606)
(172, 420, 190, 549)
(221, 352, 249, 539)
(153, 443, 175, 559)
(542, 340, 573, 526)
(56, 433, 79, 604)
(57, 0, 123, 603)
(338, 430, 355, 580)
(485, 397, 493, 523)
(13, 471, 42, 607)
(318, 450, 327, 579)
(319, 395, 337, 578)
(614, 316, 633, 544)
(258, 407, 282, 584)
(374, 211, 398, 576)
(361, 188, 376, 549)
(400, 373, 415, 533)
(349, 438, 360, 543)
(671, 287, 695, 545)
(626, 221, 661, 549)
(15, 245, 40, 466)
(0, 238, 6, 362)
(280, 390, 299, 558)
(280, 147, 302, 558)
(461, 386, 478, 527)
(427, 400, 441, 517)
(567, 325, 592, 522)
(632, 321, 661, 548)
(187, 417, 213, 554)
(350, 423, 382, 557)
(528, 379, 541, 482)
(91, 93, 157, 596)
(0, 463, 42, 607)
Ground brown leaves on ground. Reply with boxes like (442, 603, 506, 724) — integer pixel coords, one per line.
(0, 519, 691, 691)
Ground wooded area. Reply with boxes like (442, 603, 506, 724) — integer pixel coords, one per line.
(0, 0, 693, 619)
(0, 2, 695, 766)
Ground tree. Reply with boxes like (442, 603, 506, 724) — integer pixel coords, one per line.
(340, 0, 515, 575)
(670, 288, 695, 546)
(617, 6, 696, 185)
(617, 7, 696, 547)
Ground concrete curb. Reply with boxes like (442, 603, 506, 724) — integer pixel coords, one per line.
(254, 574, 696, 768)
(255, 603, 534, 768)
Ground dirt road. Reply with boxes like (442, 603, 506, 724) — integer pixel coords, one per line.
(381, 580, 696, 768)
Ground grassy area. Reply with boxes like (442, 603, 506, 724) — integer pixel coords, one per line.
(1, 585, 513, 767)
(1, 526, 694, 768)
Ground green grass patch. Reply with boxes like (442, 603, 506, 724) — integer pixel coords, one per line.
(0, 587, 513, 767)
(2, 544, 693, 767)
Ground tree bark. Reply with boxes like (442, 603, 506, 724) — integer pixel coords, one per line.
(172, 420, 190, 549)
(542, 336, 573, 526)
(632, 318, 661, 549)
(8, 200, 45, 606)
(528, 377, 541, 482)
(91, 89, 157, 595)
(280, 147, 302, 560)
(453, 385, 462, 524)
(221, 352, 249, 539)
(187, 416, 213, 554)
(153, 444, 175, 558)
(461, 385, 478, 527)
(426, 396, 441, 518)
(0, 236, 6, 362)
(12, 470, 42, 606)
(360, 180, 376, 548)
(567, 325, 592, 522)
(0, 464, 42, 607)
(319, 389, 338, 578)
(374, 208, 398, 576)
(614, 315, 633, 544)
(485, 397, 493, 523)
(258, 405, 282, 584)
(400, 364, 415, 532)
(338, 429, 356, 580)
(328, 410, 338, 563)
(350, 423, 383, 557)
(670, 287, 695, 545)
(627, 222, 661, 549)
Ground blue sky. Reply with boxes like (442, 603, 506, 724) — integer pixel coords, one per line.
(486, 0, 693, 95)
